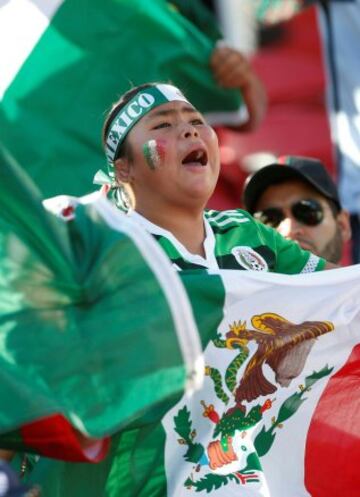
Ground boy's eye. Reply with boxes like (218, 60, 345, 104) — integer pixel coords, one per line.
(190, 118, 204, 126)
(152, 122, 171, 130)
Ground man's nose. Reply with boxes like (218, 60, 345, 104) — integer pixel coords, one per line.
(180, 122, 199, 139)
(278, 215, 305, 238)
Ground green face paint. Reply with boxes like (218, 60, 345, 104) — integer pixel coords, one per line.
(142, 139, 166, 170)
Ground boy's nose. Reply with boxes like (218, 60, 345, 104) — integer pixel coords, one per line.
(181, 122, 199, 139)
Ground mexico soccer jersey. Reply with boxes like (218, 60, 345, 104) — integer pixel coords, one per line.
(129, 209, 325, 274)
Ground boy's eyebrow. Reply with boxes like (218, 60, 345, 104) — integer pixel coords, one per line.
(145, 105, 199, 120)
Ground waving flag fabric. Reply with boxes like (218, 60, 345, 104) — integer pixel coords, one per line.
(19, 260, 360, 497)
(0, 145, 203, 461)
(0, 0, 244, 199)
(164, 267, 360, 497)
(1, 148, 360, 495)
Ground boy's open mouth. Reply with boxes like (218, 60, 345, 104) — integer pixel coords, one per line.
(182, 148, 208, 166)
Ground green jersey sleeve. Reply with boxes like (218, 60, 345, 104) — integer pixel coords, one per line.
(255, 218, 326, 274)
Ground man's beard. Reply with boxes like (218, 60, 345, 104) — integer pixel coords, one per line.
(320, 226, 343, 264)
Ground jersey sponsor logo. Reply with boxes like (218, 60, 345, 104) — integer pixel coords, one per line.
(231, 246, 268, 271)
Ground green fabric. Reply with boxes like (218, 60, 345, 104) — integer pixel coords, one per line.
(23, 425, 168, 497)
(0, 145, 226, 495)
(21, 271, 226, 497)
(0, 145, 190, 438)
(0, 0, 243, 199)
(169, 0, 223, 40)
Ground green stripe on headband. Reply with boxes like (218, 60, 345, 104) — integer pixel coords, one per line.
(105, 84, 190, 177)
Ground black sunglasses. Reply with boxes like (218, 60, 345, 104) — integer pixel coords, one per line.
(254, 199, 324, 228)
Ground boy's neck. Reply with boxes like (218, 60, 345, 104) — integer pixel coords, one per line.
(135, 206, 207, 257)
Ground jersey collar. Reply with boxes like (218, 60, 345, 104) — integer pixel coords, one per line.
(128, 211, 219, 270)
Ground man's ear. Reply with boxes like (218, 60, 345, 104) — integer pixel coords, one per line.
(337, 209, 352, 243)
(114, 158, 132, 183)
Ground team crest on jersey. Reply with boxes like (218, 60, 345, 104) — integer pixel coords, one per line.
(231, 246, 268, 271)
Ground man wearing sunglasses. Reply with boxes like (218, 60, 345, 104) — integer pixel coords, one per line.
(243, 156, 351, 264)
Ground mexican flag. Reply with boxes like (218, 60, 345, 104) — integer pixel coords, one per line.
(0, 0, 244, 199)
(1, 147, 360, 496)
(164, 267, 360, 497)
(25, 267, 360, 497)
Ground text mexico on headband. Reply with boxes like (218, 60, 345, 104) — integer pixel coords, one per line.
(105, 84, 191, 177)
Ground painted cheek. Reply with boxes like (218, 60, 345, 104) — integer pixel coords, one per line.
(142, 139, 167, 170)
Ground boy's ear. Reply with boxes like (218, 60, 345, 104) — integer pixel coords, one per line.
(114, 158, 132, 183)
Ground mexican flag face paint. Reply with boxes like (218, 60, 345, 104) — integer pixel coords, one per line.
(142, 139, 166, 170)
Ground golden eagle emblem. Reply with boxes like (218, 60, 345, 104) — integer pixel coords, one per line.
(224, 313, 334, 403)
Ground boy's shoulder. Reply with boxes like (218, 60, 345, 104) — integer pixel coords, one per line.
(204, 208, 254, 229)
